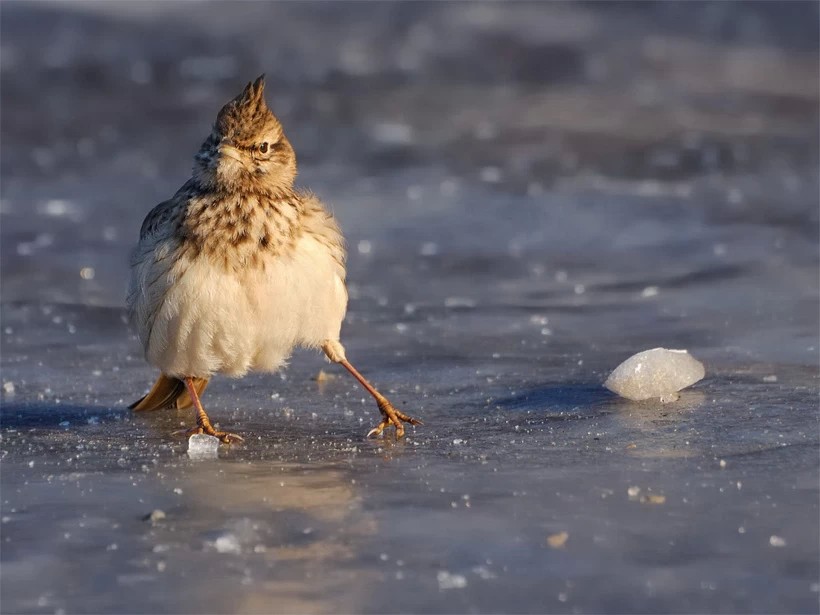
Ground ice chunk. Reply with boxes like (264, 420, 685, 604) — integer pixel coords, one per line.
(605, 348, 705, 401)
(213, 533, 241, 554)
(143, 509, 166, 524)
(437, 571, 467, 590)
(187, 434, 220, 459)
(546, 531, 569, 549)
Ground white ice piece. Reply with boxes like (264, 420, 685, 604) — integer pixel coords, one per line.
(604, 348, 705, 401)
(187, 433, 220, 459)
(437, 571, 468, 590)
(213, 533, 242, 554)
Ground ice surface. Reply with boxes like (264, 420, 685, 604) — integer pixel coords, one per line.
(187, 434, 220, 459)
(1, 2, 818, 614)
(604, 348, 706, 401)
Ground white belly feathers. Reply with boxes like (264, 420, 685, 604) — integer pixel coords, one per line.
(136, 234, 347, 378)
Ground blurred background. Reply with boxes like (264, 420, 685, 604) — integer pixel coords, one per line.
(1, 2, 818, 614)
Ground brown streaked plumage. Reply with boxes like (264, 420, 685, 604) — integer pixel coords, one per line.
(127, 75, 421, 443)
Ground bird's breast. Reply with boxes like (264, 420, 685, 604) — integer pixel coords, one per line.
(182, 192, 303, 272)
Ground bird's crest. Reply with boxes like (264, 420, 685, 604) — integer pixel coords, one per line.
(215, 75, 281, 143)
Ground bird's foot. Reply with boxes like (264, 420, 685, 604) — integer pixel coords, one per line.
(367, 397, 423, 440)
(176, 424, 244, 445)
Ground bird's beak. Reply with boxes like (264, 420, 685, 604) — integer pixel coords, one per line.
(218, 143, 242, 162)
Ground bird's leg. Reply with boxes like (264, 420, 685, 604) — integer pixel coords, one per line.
(182, 377, 243, 444)
(322, 341, 422, 439)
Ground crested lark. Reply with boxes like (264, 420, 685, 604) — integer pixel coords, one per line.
(127, 75, 421, 443)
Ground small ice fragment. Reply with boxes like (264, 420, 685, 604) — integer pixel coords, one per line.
(719, 459, 727, 469)
(370, 122, 415, 146)
(641, 286, 659, 298)
(357, 240, 372, 255)
(187, 434, 220, 459)
(143, 509, 166, 523)
(762, 375, 778, 383)
(480, 166, 502, 183)
(627, 486, 641, 499)
(420, 242, 439, 256)
(213, 533, 242, 554)
(640, 494, 666, 505)
(444, 297, 476, 309)
(769, 535, 786, 547)
(604, 348, 705, 401)
(80, 267, 95, 280)
(42, 199, 74, 217)
(452, 438, 464, 445)
(472, 565, 496, 580)
(2, 382, 15, 395)
(437, 571, 467, 590)
(546, 531, 569, 549)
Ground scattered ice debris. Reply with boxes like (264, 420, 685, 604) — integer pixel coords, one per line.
(471, 565, 496, 580)
(2, 381, 15, 395)
(143, 509, 166, 524)
(187, 434, 220, 459)
(641, 494, 666, 505)
(769, 535, 786, 548)
(40, 199, 76, 218)
(546, 531, 569, 549)
(437, 571, 467, 590)
(604, 348, 705, 401)
(212, 533, 242, 554)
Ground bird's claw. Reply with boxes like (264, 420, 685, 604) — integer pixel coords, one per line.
(366, 398, 423, 440)
(174, 426, 244, 445)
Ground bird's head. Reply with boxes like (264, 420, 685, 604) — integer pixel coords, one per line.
(194, 75, 296, 192)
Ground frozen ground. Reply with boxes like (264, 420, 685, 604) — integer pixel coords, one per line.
(1, 2, 818, 613)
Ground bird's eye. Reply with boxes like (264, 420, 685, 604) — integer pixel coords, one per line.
(259, 142, 269, 154)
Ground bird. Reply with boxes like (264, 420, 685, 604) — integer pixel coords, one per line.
(126, 75, 421, 443)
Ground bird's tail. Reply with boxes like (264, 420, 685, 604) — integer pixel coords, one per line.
(129, 374, 209, 411)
